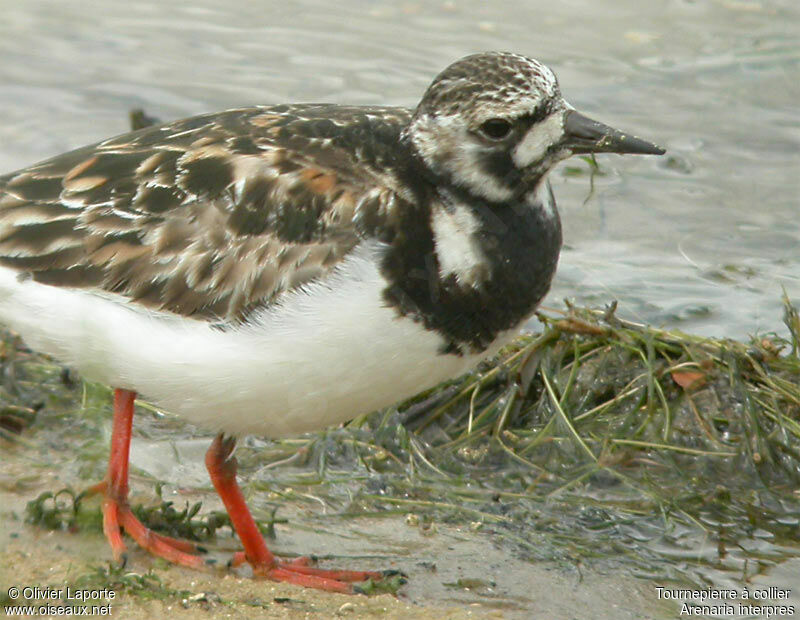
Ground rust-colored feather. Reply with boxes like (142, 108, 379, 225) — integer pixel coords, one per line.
(0, 104, 415, 322)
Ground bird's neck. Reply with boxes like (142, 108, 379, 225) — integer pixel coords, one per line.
(382, 158, 563, 354)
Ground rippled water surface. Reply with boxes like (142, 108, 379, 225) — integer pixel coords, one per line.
(0, 0, 797, 340)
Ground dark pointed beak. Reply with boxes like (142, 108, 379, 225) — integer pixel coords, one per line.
(563, 109, 665, 156)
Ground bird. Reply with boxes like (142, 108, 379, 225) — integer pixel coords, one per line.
(0, 51, 664, 593)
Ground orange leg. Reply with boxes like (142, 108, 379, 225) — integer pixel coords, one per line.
(91, 389, 400, 592)
(206, 433, 395, 593)
(97, 388, 206, 569)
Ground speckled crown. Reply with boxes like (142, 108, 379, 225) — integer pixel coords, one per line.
(415, 52, 561, 119)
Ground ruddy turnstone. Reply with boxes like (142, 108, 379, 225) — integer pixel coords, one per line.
(0, 52, 663, 593)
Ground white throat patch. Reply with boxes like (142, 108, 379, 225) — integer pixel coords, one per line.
(431, 203, 487, 287)
(531, 179, 557, 220)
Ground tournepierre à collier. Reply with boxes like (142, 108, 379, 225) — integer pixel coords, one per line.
(0, 51, 663, 592)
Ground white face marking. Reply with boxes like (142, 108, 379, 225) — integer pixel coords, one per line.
(409, 113, 514, 202)
(448, 146, 514, 202)
(431, 204, 487, 287)
(513, 113, 566, 168)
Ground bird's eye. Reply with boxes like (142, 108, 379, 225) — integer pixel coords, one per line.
(479, 118, 512, 140)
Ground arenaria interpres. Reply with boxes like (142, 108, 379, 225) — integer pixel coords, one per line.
(0, 52, 663, 592)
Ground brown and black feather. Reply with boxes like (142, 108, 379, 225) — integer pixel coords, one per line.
(0, 105, 415, 321)
(0, 53, 570, 354)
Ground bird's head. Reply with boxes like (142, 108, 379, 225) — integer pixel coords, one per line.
(405, 51, 664, 202)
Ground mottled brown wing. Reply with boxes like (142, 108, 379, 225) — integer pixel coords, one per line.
(0, 104, 413, 321)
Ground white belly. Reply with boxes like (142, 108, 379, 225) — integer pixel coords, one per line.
(0, 242, 516, 437)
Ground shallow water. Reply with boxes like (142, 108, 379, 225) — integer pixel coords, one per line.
(0, 0, 797, 340)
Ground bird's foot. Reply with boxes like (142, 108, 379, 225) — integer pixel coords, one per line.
(85, 481, 208, 570)
(229, 552, 404, 593)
